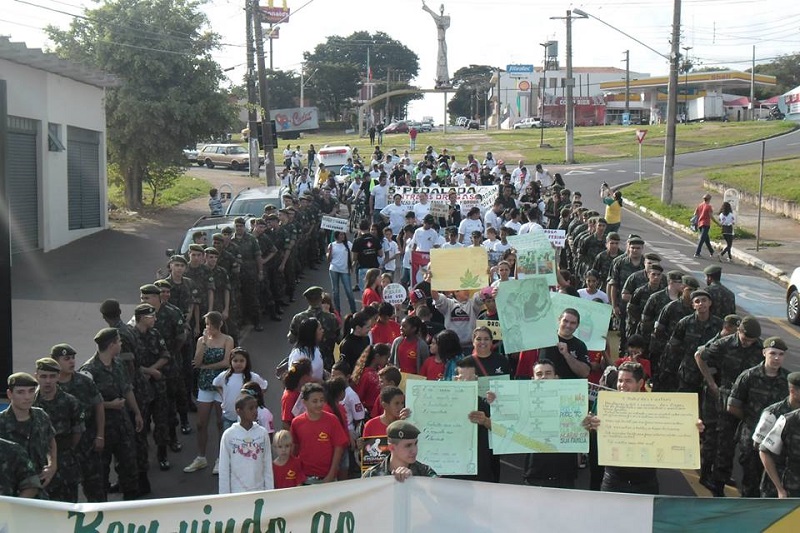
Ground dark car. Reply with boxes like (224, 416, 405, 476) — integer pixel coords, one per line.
(383, 121, 410, 134)
(466, 120, 480, 130)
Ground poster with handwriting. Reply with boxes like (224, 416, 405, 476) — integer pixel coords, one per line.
(476, 319, 502, 340)
(488, 379, 589, 455)
(496, 278, 558, 352)
(549, 292, 613, 351)
(507, 232, 557, 286)
(405, 380, 478, 475)
(477, 374, 509, 399)
(596, 391, 700, 469)
(399, 372, 426, 393)
(430, 247, 488, 291)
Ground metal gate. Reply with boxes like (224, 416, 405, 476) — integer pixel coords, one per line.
(67, 126, 101, 230)
(7, 116, 39, 253)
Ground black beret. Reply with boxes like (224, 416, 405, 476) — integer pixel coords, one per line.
(763, 336, 788, 351)
(212, 233, 224, 241)
(682, 276, 700, 289)
(134, 303, 156, 318)
(788, 372, 800, 387)
(234, 217, 247, 225)
(691, 289, 712, 300)
(644, 252, 662, 261)
(169, 254, 187, 265)
(723, 314, 742, 327)
(154, 279, 172, 290)
(704, 265, 722, 276)
(303, 286, 324, 299)
(649, 264, 664, 273)
(628, 237, 645, 246)
(667, 270, 684, 281)
(8, 372, 37, 387)
(188, 244, 205, 253)
(204, 247, 219, 255)
(739, 316, 761, 338)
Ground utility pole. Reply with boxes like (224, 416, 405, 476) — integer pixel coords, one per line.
(268, 24, 274, 70)
(385, 67, 391, 121)
(539, 42, 548, 147)
(661, 0, 682, 205)
(563, 11, 581, 163)
(252, 0, 277, 185)
(750, 45, 756, 121)
(682, 45, 692, 120)
(624, 50, 630, 114)
(495, 67, 501, 130)
(245, 0, 259, 179)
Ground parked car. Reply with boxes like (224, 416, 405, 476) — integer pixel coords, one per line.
(418, 121, 433, 132)
(466, 120, 480, 130)
(513, 117, 545, 129)
(225, 185, 285, 216)
(383, 121, 410, 134)
(182, 147, 199, 164)
(197, 144, 264, 170)
(787, 267, 800, 325)
(317, 145, 353, 175)
(167, 215, 250, 255)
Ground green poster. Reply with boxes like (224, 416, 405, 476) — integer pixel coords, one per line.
(549, 292, 613, 351)
(477, 374, 510, 398)
(405, 380, 478, 475)
(489, 379, 589, 455)
(496, 278, 558, 352)
(507, 232, 557, 286)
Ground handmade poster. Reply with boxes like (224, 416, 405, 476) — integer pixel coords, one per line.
(320, 215, 348, 232)
(543, 229, 566, 248)
(596, 391, 700, 469)
(549, 292, 613, 351)
(411, 251, 430, 287)
(476, 319, 502, 340)
(477, 374, 509, 398)
(428, 201, 449, 218)
(405, 380, 478, 475)
(429, 247, 488, 291)
(382, 283, 407, 305)
(488, 379, 589, 455)
(389, 185, 497, 216)
(507, 232, 557, 285)
(399, 372, 425, 393)
(495, 278, 558, 352)
(360, 435, 389, 472)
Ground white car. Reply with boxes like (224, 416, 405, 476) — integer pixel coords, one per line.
(513, 117, 544, 129)
(787, 267, 800, 325)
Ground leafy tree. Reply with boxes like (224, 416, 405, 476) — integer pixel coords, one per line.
(144, 164, 183, 206)
(304, 63, 361, 119)
(753, 52, 800, 95)
(265, 69, 300, 109)
(447, 65, 494, 123)
(47, 0, 235, 209)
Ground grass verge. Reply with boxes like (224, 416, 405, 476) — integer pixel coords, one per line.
(109, 173, 212, 210)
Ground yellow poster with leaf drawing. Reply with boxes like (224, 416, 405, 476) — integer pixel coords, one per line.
(429, 247, 488, 291)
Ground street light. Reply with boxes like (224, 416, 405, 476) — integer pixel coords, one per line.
(682, 46, 692, 121)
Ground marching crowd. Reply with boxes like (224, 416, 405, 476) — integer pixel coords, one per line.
(2, 142, 799, 504)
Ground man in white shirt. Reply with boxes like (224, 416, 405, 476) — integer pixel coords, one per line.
(490, 160, 505, 179)
(380, 194, 409, 235)
(412, 215, 440, 252)
(519, 206, 544, 235)
(511, 160, 526, 183)
(370, 173, 390, 222)
(413, 192, 431, 221)
(535, 163, 553, 189)
(483, 152, 496, 169)
(484, 200, 505, 231)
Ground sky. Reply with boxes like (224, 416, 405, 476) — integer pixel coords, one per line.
(3, 0, 799, 123)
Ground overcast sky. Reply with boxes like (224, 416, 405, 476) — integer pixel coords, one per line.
(3, 0, 798, 122)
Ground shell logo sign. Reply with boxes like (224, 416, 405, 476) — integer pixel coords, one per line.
(518, 80, 531, 91)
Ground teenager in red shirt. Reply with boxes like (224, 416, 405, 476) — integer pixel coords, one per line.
(281, 358, 313, 430)
(272, 430, 307, 489)
(392, 316, 430, 374)
(371, 302, 401, 344)
(371, 366, 402, 418)
(362, 386, 407, 439)
(614, 334, 651, 391)
(290, 383, 349, 483)
(362, 268, 383, 308)
(352, 343, 391, 415)
(322, 377, 352, 479)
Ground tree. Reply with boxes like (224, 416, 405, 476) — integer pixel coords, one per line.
(47, 0, 235, 209)
(265, 69, 300, 109)
(447, 65, 494, 123)
(303, 63, 361, 119)
(753, 52, 800, 95)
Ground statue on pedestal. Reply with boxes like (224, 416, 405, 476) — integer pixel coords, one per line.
(422, 1, 451, 89)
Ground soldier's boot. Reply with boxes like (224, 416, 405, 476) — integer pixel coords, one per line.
(158, 445, 171, 471)
(139, 472, 152, 496)
(123, 490, 139, 501)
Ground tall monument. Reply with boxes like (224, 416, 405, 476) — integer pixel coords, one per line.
(422, 1, 451, 88)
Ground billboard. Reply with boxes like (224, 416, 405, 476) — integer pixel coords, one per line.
(507, 64, 534, 74)
(260, 0, 290, 24)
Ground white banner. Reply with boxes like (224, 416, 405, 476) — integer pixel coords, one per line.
(543, 229, 566, 248)
(389, 186, 497, 215)
(320, 216, 349, 232)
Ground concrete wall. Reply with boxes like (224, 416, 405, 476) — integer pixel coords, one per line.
(2, 58, 108, 252)
(704, 180, 800, 222)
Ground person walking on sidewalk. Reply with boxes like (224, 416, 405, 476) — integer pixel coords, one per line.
(718, 201, 735, 262)
(693, 193, 715, 258)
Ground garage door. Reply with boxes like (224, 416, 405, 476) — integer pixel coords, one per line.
(67, 126, 101, 230)
(7, 116, 39, 254)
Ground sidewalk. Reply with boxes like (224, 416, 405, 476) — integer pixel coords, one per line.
(623, 174, 798, 284)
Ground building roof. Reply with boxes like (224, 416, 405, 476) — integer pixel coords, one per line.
(599, 70, 775, 91)
(0, 36, 119, 89)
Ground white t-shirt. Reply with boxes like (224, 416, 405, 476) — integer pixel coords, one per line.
(382, 238, 399, 271)
(258, 406, 275, 433)
(519, 221, 544, 235)
(288, 347, 324, 381)
(492, 241, 512, 255)
(484, 209, 503, 230)
(341, 386, 365, 435)
(413, 227, 439, 252)
(536, 170, 553, 188)
(413, 202, 431, 221)
(504, 220, 522, 233)
(458, 218, 484, 238)
(380, 203, 408, 234)
(212, 371, 269, 421)
(442, 241, 464, 249)
(578, 288, 610, 304)
(402, 238, 414, 268)
(371, 184, 390, 210)
(328, 241, 352, 274)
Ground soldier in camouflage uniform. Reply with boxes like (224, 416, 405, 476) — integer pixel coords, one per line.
(607, 236, 646, 350)
(591, 232, 623, 288)
(186, 244, 216, 322)
(32, 357, 84, 502)
(362, 420, 437, 480)
(52, 343, 106, 502)
(659, 289, 722, 393)
(577, 218, 607, 283)
(265, 211, 289, 309)
(625, 264, 664, 341)
(728, 336, 790, 497)
(639, 270, 684, 361)
(279, 208, 300, 303)
(650, 276, 699, 388)
(1, 372, 56, 497)
(761, 389, 800, 498)
(288, 286, 341, 371)
(216, 227, 243, 331)
(252, 218, 282, 322)
(166, 254, 200, 333)
(204, 246, 237, 341)
(704, 264, 736, 320)
(132, 303, 172, 475)
(0, 437, 43, 497)
(753, 371, 800, 497)
(695, 316, 763, 496)
(232, 216, 264, 331)
(81, 328, 143, 500)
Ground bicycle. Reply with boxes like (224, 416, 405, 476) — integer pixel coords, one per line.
(349, 197, 368, 234)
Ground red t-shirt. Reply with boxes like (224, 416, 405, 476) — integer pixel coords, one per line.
(696, 202, 713, 227)
(281, 389, 301, 426)
(362, 288, 383, 308)
(354, 367, 381, 416)
(272, 456, 307, 489)
(323, 403, 349, 434)
(371, 395, 384, 418)
(615, 357, 651, 391)
(371, 320, 401, 345)
(587, 350, 605, 385)
(362, 416, 388, 439)
(395, 337, 421, 374)
(420, 357, 445, 380)
(515, 349, 539, 379)
(290, 411, 350, 478)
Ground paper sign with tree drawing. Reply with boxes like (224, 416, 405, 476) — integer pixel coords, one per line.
(429, 247, 488, 291)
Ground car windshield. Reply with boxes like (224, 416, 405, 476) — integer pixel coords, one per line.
(228, 146, 247, 154)
(226, 198, 281, 215)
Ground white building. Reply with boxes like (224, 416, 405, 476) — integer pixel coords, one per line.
(1, 37, 117, 253)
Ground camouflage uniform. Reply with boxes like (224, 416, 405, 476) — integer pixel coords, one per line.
(281, 219, 299, 301)
(209, 263, 238, 341)
(166, 274, 200, 332)
(639, 288, 676, 357)
(752, 397, 795, 497)
(154, 302, 189, 443)
(578, 233, 606, 281)
(288, 305, 341, 371)
(700, 333, 764, 486)
(58, 371, 106, 502)
(650, 299, 694, 388)
(626, 281, 662, 344)
(33, 388, 84, 502)
(218, 240, 242, 329)
(728, 363, 789, 497)
(233, 231, 262, 327)
(0, 437, 43, 497)
(592, 249, 624, 288)
(362, 456, 437, 478)
(661, 313, 722, 393)
(0, 406, 55, 493)
(185, 263, 216, 319)
(268, 223, 290, 305)
(608, 255, 645, 349)
(706, 280, 736, 320)
(80, 353, 139, 496)
(254, 229, 279, 316)
(761, 409, 800, 497)
(133, 326, 172, 450)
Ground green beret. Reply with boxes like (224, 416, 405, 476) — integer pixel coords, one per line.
(644, 252, 662, 261)
(691, 289, 712, 300)
(387, 420, 421, 440)
(682, 276, 699, 289)
(300, 194, 311, 201)
(94, 327, 120, 346)
(263, 204, 277, 211)
(221, 226, 234, 235)
(303, 286, 324, 300)
(649, 264, 664, 273)
(50, 343, 77, 359)
(188, 244, 205, 253)
(8, 372, 37, 388)
(285, 207, 297, 213)
(140, 284, 161, 295)
(265, 214, 279, 221)
(255, 218, 267, 226)
(739, 316, 761, 338)
(606, 232, 620, 241)
(204, 247, 219, 256)
(135, 303, 156, 318)
(212, 233, 224, 242)
(278, 208, 290, 215)
(703, 265, 722, 276)
(282, 193, 294, 199)
(763, 336, 788, 351)
(99, 299, 121, 316)
(35, 357, 61, 373)
(154, 279, 172, 290)
(667, 270, 684, 282)
(169, 254, 187, 265)
(723, 314, 742, 327)
(788, 372, 800, 387)
(628, 237, 645, 246)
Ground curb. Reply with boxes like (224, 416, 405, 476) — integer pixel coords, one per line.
(622, 197, 791, 286)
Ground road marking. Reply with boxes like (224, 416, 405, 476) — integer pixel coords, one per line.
(617, 170, 628, 173)
(766, 317, 800, 341)
(565, 170, 595, 175)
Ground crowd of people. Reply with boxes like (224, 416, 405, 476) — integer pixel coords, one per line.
(3, 142, 799, 504)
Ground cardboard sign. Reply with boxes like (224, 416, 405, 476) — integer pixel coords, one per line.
(428, 201, 449, 218)
(320, 215, 348, 232)
(543, 229, 566, 248)
(360, 435, 389, 472)
(382, 283, 407, 305)
(476, 319, 502, 340)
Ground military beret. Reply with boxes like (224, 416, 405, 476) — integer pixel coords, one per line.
(667, 270, 684, 282)
(303, 286, 324, 299)
(285, 207, 297, 213)
(387, 420, 420, 440)
(234, 217, 247, 225)
(300, 195, 311, 201)
(682, 276, 699, 289)
(50, 343, 77, 359)
(723, 314, 742, 327)
(788, 372, 800, 387)
(188, 244, 205, 253)
(703, 265, 722, 276)
(606, 232, 620, 241)
(264, 214, 279, 221)
(739, 316, 761, 338)
(204, 247, 219, 256)
(278, 208, 290, 214)
(255, 218, 267, 226)
(99, 299, 121, 316)
(169, 254, 187, 265)
(691, 289, 712, 300)
(140, 283, 161, 295)
(212, 233, 224, 242)
(94, 327, 119, 346)
(35, 357, 61, 373)
(649, 264, 664, 273)
(282, 193, 295, 199)
(763, 336, 788, 351)
(154, 279, 172, 290)
(134, 303, 156, 318)
(628, 237, 645, 246)
(221, 226, 234, 235)
(8, 372, 37, 388)
(585, 211, 600, 218)
(263, 204, 277, 211)
(644, 252, 662, 262)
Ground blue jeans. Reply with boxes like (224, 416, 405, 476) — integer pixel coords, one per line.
(330, 270, 357, 314)
(357, 267, 370, 293)
(695, 225, 713, 256)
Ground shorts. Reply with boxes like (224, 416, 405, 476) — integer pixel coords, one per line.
(197, 389, 223, 403)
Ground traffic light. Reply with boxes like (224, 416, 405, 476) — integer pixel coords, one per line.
(255, 120, 279, 150)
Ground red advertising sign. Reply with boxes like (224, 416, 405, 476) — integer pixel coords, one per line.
(636, 129, 648, 144)
(260, 6, 290, 24)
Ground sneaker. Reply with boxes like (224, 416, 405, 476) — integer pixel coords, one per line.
(693, 253, 701, 258)
(183, 456, 207, 473)
(181, 424, 193, 435)
(212, 458, 220, 475)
